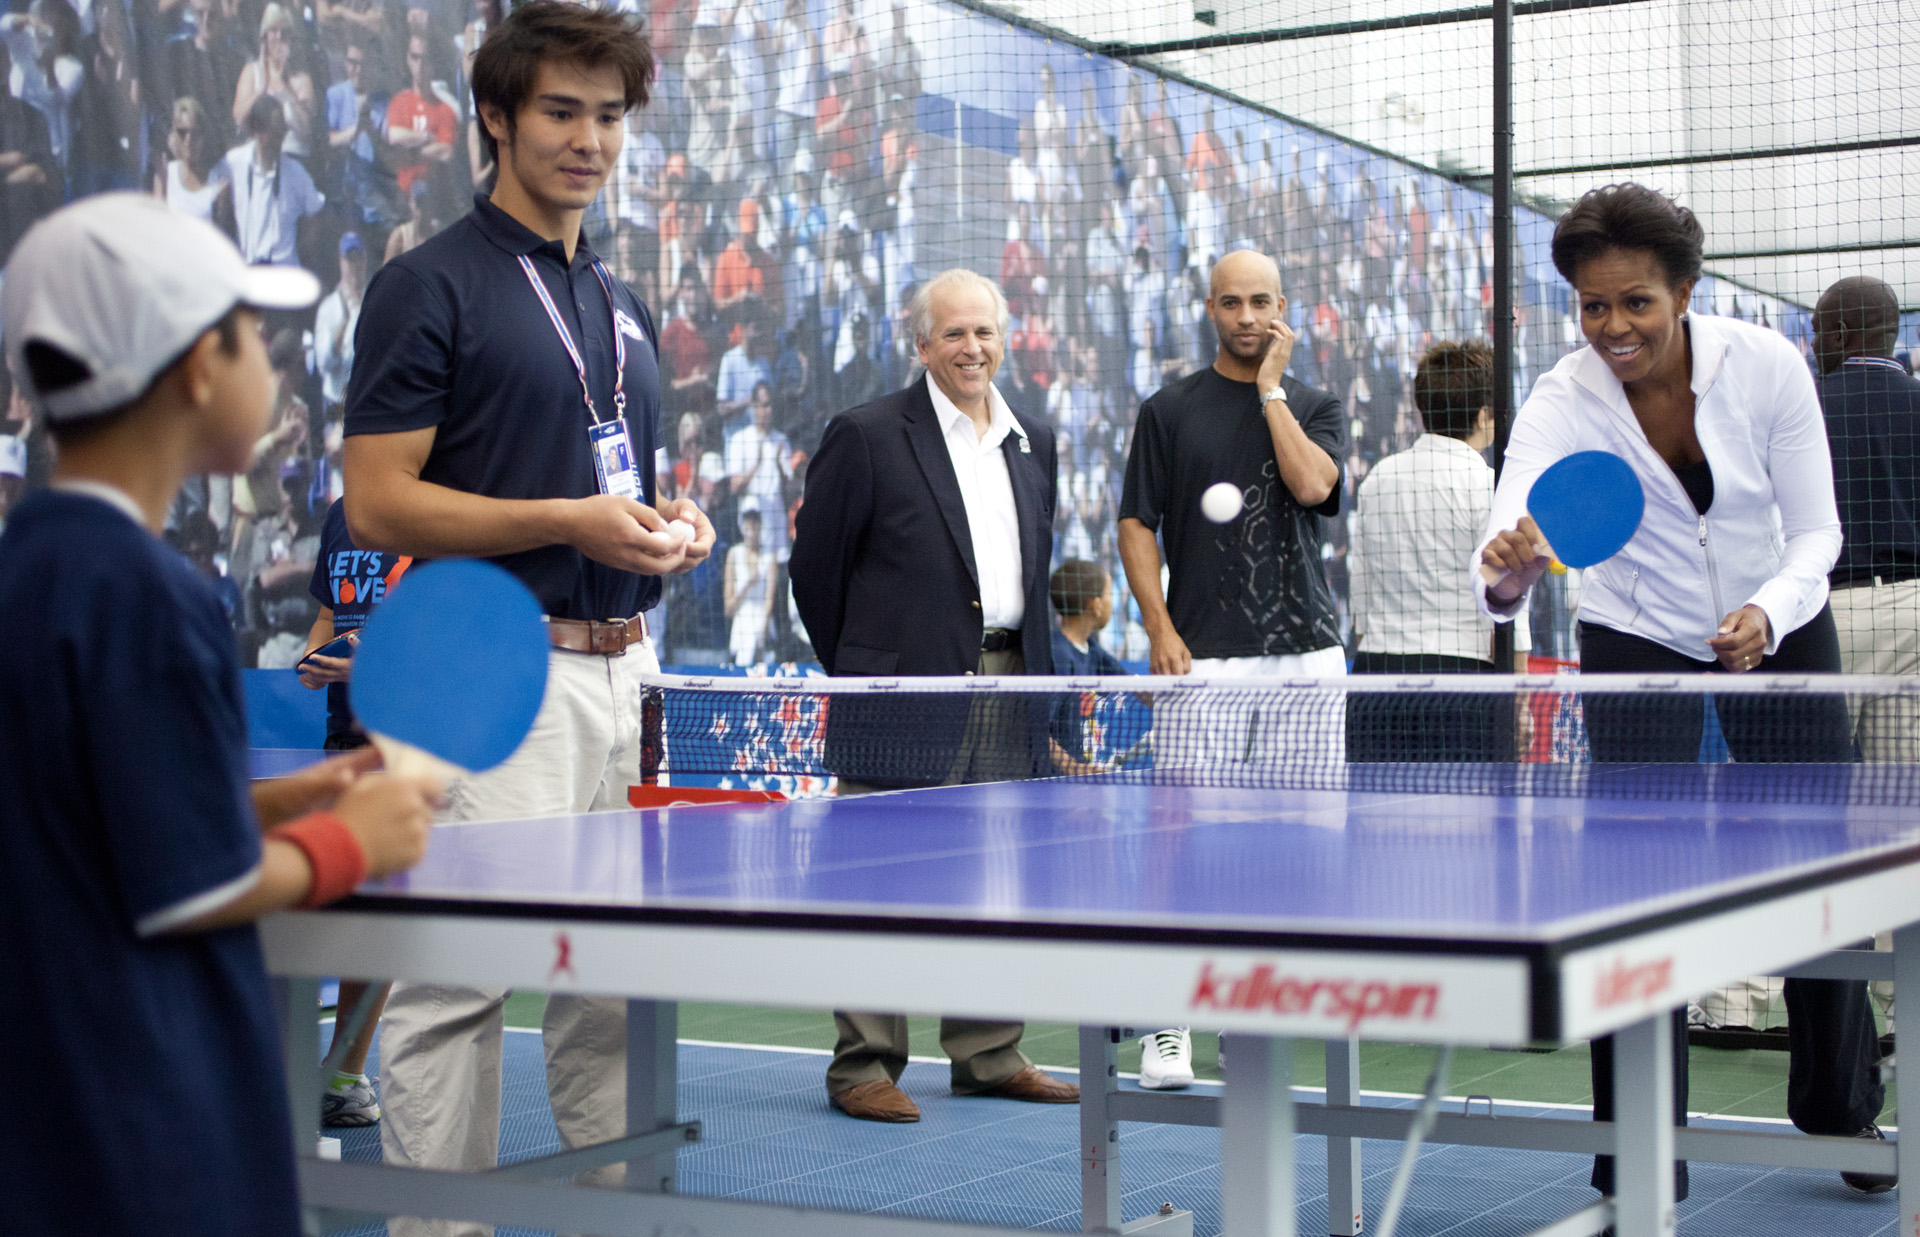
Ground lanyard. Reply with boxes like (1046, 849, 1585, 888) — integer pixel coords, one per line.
(517, 254, 627, 426)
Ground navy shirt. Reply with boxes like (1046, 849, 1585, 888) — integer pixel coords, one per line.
(345, 193, 664, 619)
(0, 490, 298, 1236)
(308, 499, 411, 741)
(1819, 356, 1920, 586)
(1049, 628, 1127, 765)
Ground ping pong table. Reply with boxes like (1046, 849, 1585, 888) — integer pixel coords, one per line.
(259, 756, 1920, 1237)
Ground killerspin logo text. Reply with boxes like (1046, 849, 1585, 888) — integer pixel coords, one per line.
(1189, 961, 1441, 1031)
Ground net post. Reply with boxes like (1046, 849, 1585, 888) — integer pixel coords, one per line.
(1490, 0, 1517, 674)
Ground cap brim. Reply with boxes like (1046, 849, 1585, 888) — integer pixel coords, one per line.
(238, 264, 323, 311)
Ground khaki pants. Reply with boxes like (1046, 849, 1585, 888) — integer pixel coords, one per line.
(380, 641, 657, 1237)
(829, 647, 1034, 1095)
(1831, 579, 1920, 762)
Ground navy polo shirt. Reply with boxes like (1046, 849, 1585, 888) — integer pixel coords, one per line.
(345, 193, 664, 620)
(0, 490, 298, 1235)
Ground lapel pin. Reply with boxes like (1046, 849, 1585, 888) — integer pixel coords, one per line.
(1018, 436, 1031, 453)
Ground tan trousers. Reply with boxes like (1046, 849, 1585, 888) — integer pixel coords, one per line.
(828, 647, 1034, 1095)
(1831, 578, 1920, 762)
(379, 642, 657, 1237)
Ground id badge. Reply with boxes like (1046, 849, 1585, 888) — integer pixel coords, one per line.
(588, 419, 640, 499)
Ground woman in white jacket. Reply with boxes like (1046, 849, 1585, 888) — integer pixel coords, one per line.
(1476, 183, 1887, 1202)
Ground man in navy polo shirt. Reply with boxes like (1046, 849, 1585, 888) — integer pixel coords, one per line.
(341, 4, 714, 1227)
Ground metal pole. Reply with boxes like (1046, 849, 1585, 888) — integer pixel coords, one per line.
(1490, 0, 1516, 672)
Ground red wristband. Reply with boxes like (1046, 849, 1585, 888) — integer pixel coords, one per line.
(271, 812, 369, 908)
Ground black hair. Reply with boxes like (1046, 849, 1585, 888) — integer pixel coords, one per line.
(470, 0, 653, 166)
(1049, 558, 1109, 616)
(1411, 340, 1493, 439)
(1550, 183, 1704, 289)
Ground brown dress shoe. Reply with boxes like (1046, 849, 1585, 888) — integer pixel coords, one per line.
(829, 1079, 922, 1122)
(966, 1064, 1080, 1103)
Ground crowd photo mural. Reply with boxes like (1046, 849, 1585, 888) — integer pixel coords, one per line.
(0, 0, 1822, 669)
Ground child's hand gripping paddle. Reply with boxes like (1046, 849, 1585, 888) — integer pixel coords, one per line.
(349, 559, 550, 779)
(1526, 450, 1644, 569)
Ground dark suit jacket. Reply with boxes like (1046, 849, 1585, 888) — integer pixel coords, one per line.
(1819, 361, 1920, 586)
(791, 376, 1059, 784)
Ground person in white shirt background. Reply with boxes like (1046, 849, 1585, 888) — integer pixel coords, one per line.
(1348, 338, 1512, 761)
(1475, 181, 1889, 1204)
(311, 230, 365, 503)
(725, 378, 794, 560)
(218, 93, 324, 266)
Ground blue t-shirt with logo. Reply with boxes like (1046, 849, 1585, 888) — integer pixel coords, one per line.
(307, 499, 411, 742)
(1049, 628, 1128, 764)
(0, 490, 298, 1235)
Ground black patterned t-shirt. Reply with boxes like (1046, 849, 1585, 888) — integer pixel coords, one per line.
(1120, 366, 1348, 658)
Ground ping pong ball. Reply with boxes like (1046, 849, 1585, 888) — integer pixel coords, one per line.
(668, 518, 696, 543)
(1201, 482, 1244, 524)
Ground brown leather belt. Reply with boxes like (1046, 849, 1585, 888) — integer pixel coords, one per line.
(545, 612, 648, 656)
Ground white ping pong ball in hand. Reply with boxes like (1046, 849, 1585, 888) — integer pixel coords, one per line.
(668, 518, 697, 544)
(1201, 482, 1244, 523)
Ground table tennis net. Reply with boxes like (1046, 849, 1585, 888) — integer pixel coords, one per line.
(643, 672, 1920, 806)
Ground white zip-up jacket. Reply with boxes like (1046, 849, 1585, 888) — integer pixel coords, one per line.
(1474, 313, 1840, 659)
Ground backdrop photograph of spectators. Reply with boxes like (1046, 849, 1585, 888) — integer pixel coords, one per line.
(0, 0, 1839, 671)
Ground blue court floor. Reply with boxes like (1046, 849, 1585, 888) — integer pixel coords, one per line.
(321, 1029, 1900, 1236)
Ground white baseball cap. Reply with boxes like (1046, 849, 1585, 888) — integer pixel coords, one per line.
(1, 193, 320, 422)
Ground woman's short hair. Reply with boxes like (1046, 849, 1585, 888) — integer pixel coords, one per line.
(1550, 183, 1704, 289)
(908, 269, 1010, 347)
(470, 0, 654, 166)
(1412, 340, 1493, 439)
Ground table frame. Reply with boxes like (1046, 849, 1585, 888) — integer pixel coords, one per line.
(266, 900, 1918, 1237)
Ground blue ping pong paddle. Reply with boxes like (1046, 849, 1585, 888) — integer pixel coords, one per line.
(349, 559, 549, 777)
(1526, 450, 1644, 569)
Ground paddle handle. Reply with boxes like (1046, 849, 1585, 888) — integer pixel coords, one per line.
(371, 733, 463, 784)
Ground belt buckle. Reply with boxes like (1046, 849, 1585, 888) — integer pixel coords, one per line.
(591, 619, 627, 656)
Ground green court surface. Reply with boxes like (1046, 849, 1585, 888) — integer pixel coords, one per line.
(491, 997, 1876, 1124)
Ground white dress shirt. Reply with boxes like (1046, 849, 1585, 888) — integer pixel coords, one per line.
(925, 373, 1027, 631)
(1351, 433, 1494, 661)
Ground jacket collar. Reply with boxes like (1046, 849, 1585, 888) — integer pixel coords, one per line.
(1568, 312, 1732, 409)
(923, 372, 1028, 449)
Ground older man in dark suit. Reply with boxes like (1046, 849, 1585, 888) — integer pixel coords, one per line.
(790, 267, 1078, 1123)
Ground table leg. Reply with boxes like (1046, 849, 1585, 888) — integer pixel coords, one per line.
(625, 999, 679, 1194)
(1081, 1026, 1122, 1232)
(1895, 925, 1919, 1237)
(1610, 1013, 1677, 1237)
(1222, 1033, 1297, 1237)
(1325, 1038, 1362, 1237)
(275, 976, 321, 1156)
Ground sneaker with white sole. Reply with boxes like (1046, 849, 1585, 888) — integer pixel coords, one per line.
(322, 1075, 381, 1128)
(1841, 1123, 1897, 1195)
(1138, 1028, 1194, 1090)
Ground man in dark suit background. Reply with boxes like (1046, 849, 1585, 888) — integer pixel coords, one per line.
(790, 267, 1079, 1124)
(1817, 275, 1920, 768)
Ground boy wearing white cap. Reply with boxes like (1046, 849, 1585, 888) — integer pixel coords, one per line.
(0, 193, 442, 1236)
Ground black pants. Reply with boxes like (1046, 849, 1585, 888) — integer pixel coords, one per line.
(1577, 609, 1851, 764)
(1581, 608, 1882, 1197)
(1346, 652, 1513, 762)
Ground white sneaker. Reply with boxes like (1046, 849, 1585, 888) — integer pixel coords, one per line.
(1138, 1027, 1194, 1090)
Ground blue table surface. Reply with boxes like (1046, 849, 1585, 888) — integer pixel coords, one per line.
(354, 767, 1920, 945)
